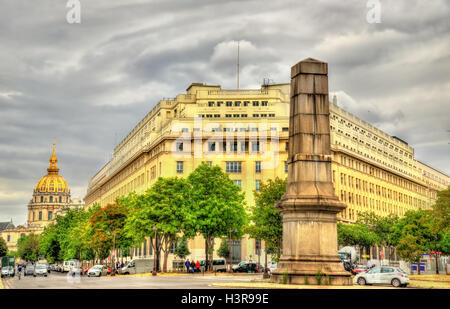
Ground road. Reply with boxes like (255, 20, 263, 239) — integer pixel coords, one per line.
(1, 272, 259, 289)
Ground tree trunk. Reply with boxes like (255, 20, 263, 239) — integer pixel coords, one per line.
(418, 259, 421, 275)
(208, 236, 215, 271)
(204, 238, 209, 271)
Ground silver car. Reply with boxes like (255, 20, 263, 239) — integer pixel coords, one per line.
(87, 265, 108, 277)
(34, 264, 48, 277)
(355, 266, 409, 287)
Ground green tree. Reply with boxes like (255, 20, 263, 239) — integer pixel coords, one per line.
(124, 177, 189, 272)
(174, 237, 190, 260)
(0, 237, 7, 257)
(185, 163, 247, 271)
(17, 233, 41, 262)
(88, 201, 133, 264)
(392, 210, 430, 274)
(217, 238, 230, 262)
(337, 222, 378, 249)
(247, 178, 286, 262)
(357, 211, 398, 262)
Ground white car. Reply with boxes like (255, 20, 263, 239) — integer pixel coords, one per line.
(34, 264, 48, 276)
(87, 265, 108, 277)
(354, 266, 409, 287)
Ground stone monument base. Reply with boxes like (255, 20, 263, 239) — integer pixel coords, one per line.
(271, 257, 353, 285)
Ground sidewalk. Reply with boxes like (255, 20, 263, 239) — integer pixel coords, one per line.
(0, 279, 4, 289)
(211, 280, 396, 289)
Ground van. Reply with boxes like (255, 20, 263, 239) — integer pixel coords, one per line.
(200, 259, 227, 272)
(63, 259, 78, 272)
(121, 258, 154, 275)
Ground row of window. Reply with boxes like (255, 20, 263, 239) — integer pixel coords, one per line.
(175, 161, 288, 175)
(32, 211, 53, 221)
(35, 196, 66, 203)
(338, 154, 427, 196)
(207, 101, 269, 107)
(197, 113, 276, 118)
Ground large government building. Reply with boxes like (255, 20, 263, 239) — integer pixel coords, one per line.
(0, 143, 84, 252)
(84, 83, 449, 266)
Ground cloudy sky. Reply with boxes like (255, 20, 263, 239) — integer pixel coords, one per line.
(0, 0, 449, 224)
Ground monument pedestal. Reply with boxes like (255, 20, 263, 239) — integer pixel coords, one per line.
(271, 58, 352, 285)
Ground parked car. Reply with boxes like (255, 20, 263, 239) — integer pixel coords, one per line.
(199, 259, 227, 272)
(63, 260, 78, 272)
(1, 266, 12, 278)
(24, 264, 35, 276)
(352, 265, 368, 275)
(55, 264, 63, 272)
(355, 266, 409, 287)
(34, 264, 48, 277)
(87, 265, 108, 277)
(232, 261, 260, 273)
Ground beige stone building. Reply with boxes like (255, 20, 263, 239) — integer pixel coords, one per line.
(84, 83, 449, 267)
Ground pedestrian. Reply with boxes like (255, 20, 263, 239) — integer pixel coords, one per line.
(185, 259, 190, 273)
(195, 260, 200, 273)
(191, 260, 196, 273)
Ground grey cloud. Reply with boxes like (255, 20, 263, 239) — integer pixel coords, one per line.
(0, 0, 449, 224)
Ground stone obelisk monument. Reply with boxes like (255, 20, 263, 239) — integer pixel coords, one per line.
(271, 58, 352, 285)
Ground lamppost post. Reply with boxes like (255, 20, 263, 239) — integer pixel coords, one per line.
(228, 228, 237, 273)
(152, 225, 157, 276)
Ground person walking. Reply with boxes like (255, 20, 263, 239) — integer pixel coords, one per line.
(191, 260, 196, 273)
(185, 259, 191, 273)
(195, 260, 200, 273)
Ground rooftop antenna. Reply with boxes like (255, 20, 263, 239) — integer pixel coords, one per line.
(237, 41, 240, 89)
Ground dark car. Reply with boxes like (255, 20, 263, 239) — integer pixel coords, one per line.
(24, 264, 35, 276)
(232, 261, 260, 273)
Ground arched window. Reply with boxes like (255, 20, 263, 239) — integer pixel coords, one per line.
(48, 211, 53, 220)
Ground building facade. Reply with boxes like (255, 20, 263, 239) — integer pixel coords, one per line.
(84, 83, 449, 267)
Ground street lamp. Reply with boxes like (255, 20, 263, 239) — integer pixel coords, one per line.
(152, 225, 157, 276)
(228, 228, 237, 273)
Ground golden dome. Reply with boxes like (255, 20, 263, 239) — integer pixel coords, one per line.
(34, 142, 70, 193)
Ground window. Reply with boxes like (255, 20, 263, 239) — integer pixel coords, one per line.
(282, 127, 289, 132)
(217, 101, 223, 107)
(59, 196, 62, 203)
(208, 142, 216, 152)
(50, 196, 53, 203)
(241, 114, 247, 118)
(233, 114, 240, 118)
(285, 161, 288, 173)
(234, 101, 241, 106)
(243, 101, 249, 106)
(234, 180, 242, 187)
(225, 114, 232, 118)
(214, 114, 220, 118)
(39, 211, 42, 220)
(176, 142, 183, 152)
(208, 101, 214, 107)
(269, 114, 275, 117)
(7, 235, 10, 242)
(255, 180, 261, 191)
(255, 161, 261, 173)
(40, 196, 43, 203)
(231, 142, 238, 152)
(226, 101, 232, 107)
(260, 114, 267, 118)
(285, 142, 289, 151)
(176, 161, 184, 174)
(252, 101, 259, 106)
(261, 101, 268, 106)
(252, 142, 260, 152)
(48, 211, 53, 220)
(226, 161, 242, 173)
(252, 114, 259, 118)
